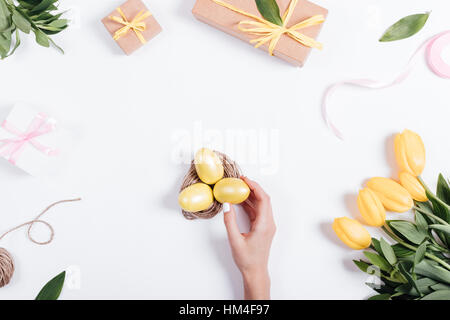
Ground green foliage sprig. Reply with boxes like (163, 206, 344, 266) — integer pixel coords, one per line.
(0, 0, 68, 59)
(354, 174, 450, 300)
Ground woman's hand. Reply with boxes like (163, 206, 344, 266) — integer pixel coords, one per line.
(223, 177, 276, 300)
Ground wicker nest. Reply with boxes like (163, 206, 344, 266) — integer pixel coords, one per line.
(180, 151, 242, 220)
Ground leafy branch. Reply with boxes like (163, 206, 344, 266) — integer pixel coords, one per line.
(0, 0, 68, 59)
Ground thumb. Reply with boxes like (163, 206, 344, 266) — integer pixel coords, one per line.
(223, 203, 243, 245)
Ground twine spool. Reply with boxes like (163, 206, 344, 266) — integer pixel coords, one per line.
(180, 151, 242, 220)
(0, 248, 14, 288)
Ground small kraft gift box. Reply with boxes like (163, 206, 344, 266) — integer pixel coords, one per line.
(0, 103, 72, 177)
(192, 0, 328, 67)
(102, 0, 162, 55)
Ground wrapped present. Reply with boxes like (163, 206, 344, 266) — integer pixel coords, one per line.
(192, 0, 328, 67)
(102, 0, 162, 55)
(0, 103, 70, 177)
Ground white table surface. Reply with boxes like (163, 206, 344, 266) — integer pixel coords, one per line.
(0, 0, 449, 300)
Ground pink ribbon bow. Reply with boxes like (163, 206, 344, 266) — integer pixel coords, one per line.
(0, 113, 58, 165)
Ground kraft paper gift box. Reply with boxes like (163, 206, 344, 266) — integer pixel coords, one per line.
(192, 0, 328, 67)
(0, 103, 71, 177)
(102, 0, 162, 55)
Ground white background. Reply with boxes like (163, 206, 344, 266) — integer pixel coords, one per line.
(0, 0, 449, 300)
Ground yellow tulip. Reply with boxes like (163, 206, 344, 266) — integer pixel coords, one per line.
(367, 177, 413, 212)
(394, 129, 425, 176)
(333, 217, 371, 250)
(357, 188, 386, 227)
(399, 172, 428, 202)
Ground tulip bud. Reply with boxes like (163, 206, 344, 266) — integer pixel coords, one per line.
(399, 172, 428, 202)
(333, 217, 371, 250)
(357, 188, 386, 227)
(367, 177, 413, 212)
(394, 129, 425, 176)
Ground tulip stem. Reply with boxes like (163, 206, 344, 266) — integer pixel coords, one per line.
(382, 225, 450, 271)
(413, 206, 450, 226)
(418, 176, 450, 210)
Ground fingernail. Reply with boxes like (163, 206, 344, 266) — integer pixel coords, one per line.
(223, 203, 230, 213)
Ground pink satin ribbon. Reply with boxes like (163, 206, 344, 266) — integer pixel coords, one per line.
(0, 113, 58, 165)
(322, 31, 450, 140)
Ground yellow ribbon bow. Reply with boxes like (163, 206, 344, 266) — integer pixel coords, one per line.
(109, 8, 152, 44)
(212, 0, 325, 55)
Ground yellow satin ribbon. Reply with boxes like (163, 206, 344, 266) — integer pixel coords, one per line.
(109, 8, 152, 44)
(212, 0, 324, 55)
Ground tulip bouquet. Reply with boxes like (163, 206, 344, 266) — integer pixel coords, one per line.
(333, 130, 450, 300)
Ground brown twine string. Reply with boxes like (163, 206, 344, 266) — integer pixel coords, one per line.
(0, 198, 81, 288)
(0, 198, 82, 245)
(180, 151, 241, 220)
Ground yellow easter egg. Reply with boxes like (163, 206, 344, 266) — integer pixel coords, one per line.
(194, 148, 224, 185)
(178, 183, 214, 212)
(213, 178, 250, 204)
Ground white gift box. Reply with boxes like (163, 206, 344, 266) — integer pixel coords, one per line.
(0, 103, 71, 177)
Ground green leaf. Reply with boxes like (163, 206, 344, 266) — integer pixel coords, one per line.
(415, 201, 435, 219)
(437, 174, 450, 205)
(431, 283, 450, 291)
(47, 19, 68, 28)
(416, 199, 449, 246)
(0, 30, 11, 58)
(35, 271, 65, 300)
(366, 282, 396, 295)
(429, 224, 450, 236)
(398, 262, 422, 296)
(421, 290, 450, 300)
(12, 9, 31, 33)
(353, 260, 371, 273)
(7, 28, 21, 57)
(379, 12, 430, 42)
(392, 244, 414, 257)
(33, 27, 49, 47)
(368, 293, 391, 300)
(414, 242, 427, 268)
(428, 193, 450, 223)
(370, 238, 382, 255)
(389, 221, 427, 244)
(395, 277, 437, 297)
(31, 0, 57, 14)
(428, 194, 450, 244)
(255, 0, 283, 26)
(48, 36, 63, 53)
(0, 0, 11, 32)
(415, 260, 450, 285)
(415, 211, 428, 234)
(364, 251, 392, 272)
(380, 238, 397, 265)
